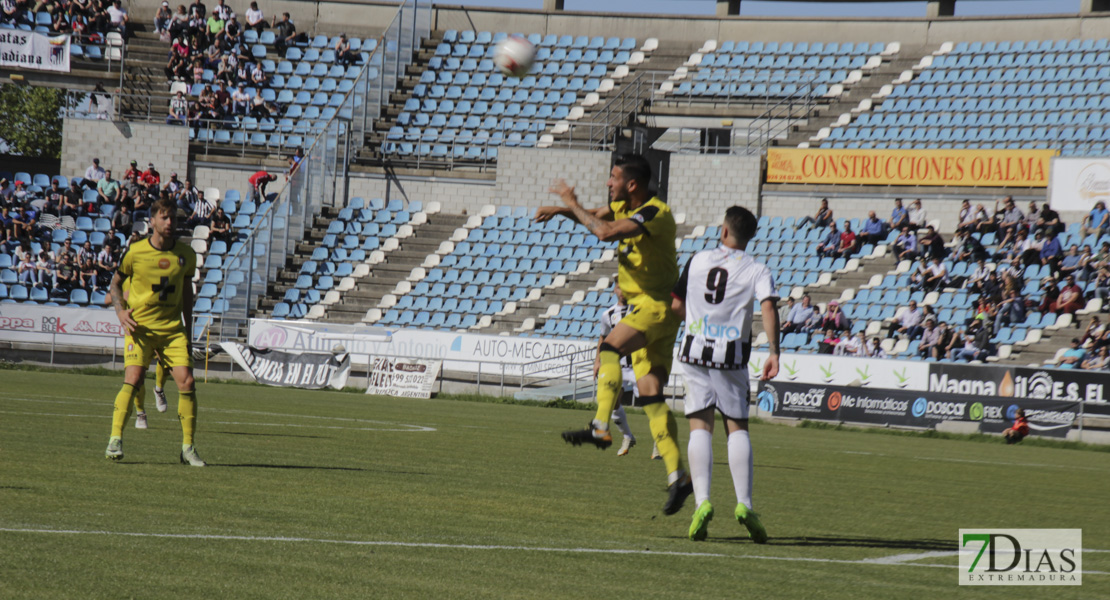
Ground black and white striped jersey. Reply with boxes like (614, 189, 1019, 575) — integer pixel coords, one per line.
(599, 303, 633, 369)
(673, 246, 777, 370)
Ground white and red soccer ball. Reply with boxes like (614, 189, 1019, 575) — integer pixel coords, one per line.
(493, 35, 536, 78)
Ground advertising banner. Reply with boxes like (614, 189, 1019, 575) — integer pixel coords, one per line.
(747, 350, 929, 390)
(220, 342, 350, 389)
(366, 357, 442, 398)
(766, 148, 1057, 187)
(0, 30, 70, 72)
(248, 319, 595, 375)
(756, 380, 1078, 438)
(1048, 157, 1110, 212)
(0, 302, 124, 348)
(927, 363, 1107, 403)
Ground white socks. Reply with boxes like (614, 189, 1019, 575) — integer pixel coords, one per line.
(728, 429, 753, 510)
(688, 428, 713, 506)
(611, 405, 634, 439)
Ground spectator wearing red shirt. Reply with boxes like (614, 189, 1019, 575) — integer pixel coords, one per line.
(837, 221, 858, 257)
(1051, 275, 1084, 315)
(141, 163, 161, 192)
(123, 159, 142, 182)
(1003, 409, 1029, 444)
(249, 170, 278, 202)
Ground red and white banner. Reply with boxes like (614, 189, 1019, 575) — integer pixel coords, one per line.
(0, 303, 123, 347)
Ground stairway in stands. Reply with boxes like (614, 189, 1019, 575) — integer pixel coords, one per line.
(120, 30, 173, 121)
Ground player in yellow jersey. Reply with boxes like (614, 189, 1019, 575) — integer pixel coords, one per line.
(535, 154, 692, 515)
(106, 280, 172, 429)
(104, 197, 205, 466)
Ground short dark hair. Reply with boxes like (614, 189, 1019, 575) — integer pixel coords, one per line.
(152, 197, 177, 218)
(613, 154, 651, 188)
(724, 205, 758, 244)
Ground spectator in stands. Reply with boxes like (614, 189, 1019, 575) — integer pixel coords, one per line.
(918, 225, 946, 260)
(141, 163, 162, 196)
(949, 318, 991, 362)
(1034, 203, 1063, 237)
(213, 81, 233, 115)
(53, 252, 76, 296)
(1080, 316, 1104, 348)
(244, 1, 264, 32)
(1, 0, 28, 26)
(1037, 278, 1060, 314)
(96, 243, 117, 287)
(78, 252, 99, 292)
(1081, 346, 1109, 370)
(888, 198, 908, 232)
(1012, 229, 1039, 266)
(836, 221, 858, 258)
(907, 199, 927, 231)
(778, 296, 794, 325)
(954, 232, 989, 264)
(1077, 245, 1096, 282)
(892, 226, 918, 263)
(0, 207, 12, 239)
(994, 289, 1027, 332)
(0, 178, 12, 206)
(223, 12, 242, 47)
(335, 33, 359, 66)
(887, 299, 924, 340)
(287, 148, 304, 177)
(250, 61, 268, 88)
(922, 256, 948, 292)
(185, 191, 212, 228)
(64, 181, 84, 216)
(175, 178, 199, 214)
(209, 207, 232, 242)
(205, 5, 225, 41)
(868, 337, 887, 358)
(106, 0, 128, 37)
(1040, 230, 1063, 276)
(44, 180, 66, 217)
(17, 251, 38, 286)
(858, 211, 885, 246)
(956, 201, 988, 235)
(10, 206, 33, 240)
(782, 294, 815, 334)
(1058, 245, 1082, 280)
(1058, 338, 1086, 370)
(1082, 201, 1109, 237)
(820, 300, 850, 332)
(248, 170, 277, 202)
(123, 159, 141, 182)
(111, 203, 133, 235)
(994, 196, 1023, 242)
(154, 1, 172, 34)
(1094, 242, 1110, 271)
(795, 198, 833, 231)
(917, 318, 941, 358)
(817, 328, 840, 354)
(166, 90, 189, 126)
(815, 222, 839, 258)
(169, 4, 189, 36)
(82, 158, 105, 191)
(1091, 266, 1110, 308)
(231, 83, 251, 115)
(1053, 275, 1084, 315)
(834, 331, 867, 357)
(161, 173, 183, 198)
(119, 172, 142, 211)
(271, 12, 296, 55)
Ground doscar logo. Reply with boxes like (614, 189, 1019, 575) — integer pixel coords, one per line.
(827, 391, 842, 411)
(912, 397, 927, 417)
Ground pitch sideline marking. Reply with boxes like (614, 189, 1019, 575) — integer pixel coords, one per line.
(0, 527, 1106, 574)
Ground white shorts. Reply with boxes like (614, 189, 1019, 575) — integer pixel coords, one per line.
(621, 367, 637, 395)
(681, 363, 751, 420)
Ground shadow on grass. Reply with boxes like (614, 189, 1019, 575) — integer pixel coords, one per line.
(210, 430, 329, 440)
(210, 463, 431, 475)
(715, 535, 957, 551)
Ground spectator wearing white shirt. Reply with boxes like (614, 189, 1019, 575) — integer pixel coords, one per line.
(887, 299, 925, 340)
(107, 0, 129, 36)
(907, 199, 927, 231)
(231, 83, 251, 115)
(245, 1, 265, 32)
(83, 158, 105, 191)
(834, 332, 867, 357)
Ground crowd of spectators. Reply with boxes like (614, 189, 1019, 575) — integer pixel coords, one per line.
(0, 158, 225, 301)
(1, 0, 129, 41)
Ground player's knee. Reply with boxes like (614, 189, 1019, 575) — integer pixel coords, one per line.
(178, 373, 195, 392)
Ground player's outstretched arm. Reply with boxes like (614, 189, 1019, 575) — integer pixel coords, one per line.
(760, 298, 780, 381)
(109, 272, 137, 335)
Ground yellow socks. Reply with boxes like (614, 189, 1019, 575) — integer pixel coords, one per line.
(133, 382, 146, 413)
(594, 349, 622, 427)
(644, 401, 684, 480)
(111, 383, 138, 438)
(155, 361, 167, 390)
(178, 390, 197, 446)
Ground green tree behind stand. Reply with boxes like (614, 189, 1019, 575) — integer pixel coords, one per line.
(0, 85, 68, 158)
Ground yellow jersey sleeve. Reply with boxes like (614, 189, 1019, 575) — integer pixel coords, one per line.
(612, 196, 679, 302)
(118, 239, 196, 335)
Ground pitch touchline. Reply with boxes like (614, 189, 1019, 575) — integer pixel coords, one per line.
(4, 523, 1105, 572)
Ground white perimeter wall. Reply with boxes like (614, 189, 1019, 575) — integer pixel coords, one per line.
(61, 119, 189, 183)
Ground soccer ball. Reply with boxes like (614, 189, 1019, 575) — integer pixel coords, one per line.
(493, 35, 535, 78)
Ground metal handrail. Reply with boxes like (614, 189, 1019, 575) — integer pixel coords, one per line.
(746, 78, 817, 153)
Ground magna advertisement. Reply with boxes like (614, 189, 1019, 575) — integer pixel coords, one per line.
(1048, 157, 1110, 212)
(757, 381, 1078, 438)
(927, 363, 1107, 404)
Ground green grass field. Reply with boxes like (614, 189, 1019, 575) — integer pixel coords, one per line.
(1, 367, 1107, 599)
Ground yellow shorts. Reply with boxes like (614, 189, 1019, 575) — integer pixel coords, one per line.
(124, 328, 193, 369)
(619, 295, 681, 380)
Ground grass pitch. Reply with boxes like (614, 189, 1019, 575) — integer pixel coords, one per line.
(0, 368, 1107, 599)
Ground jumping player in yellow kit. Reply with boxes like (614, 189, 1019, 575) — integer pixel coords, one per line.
(104, 197, 205, 466)
(534, 154, 693, 515)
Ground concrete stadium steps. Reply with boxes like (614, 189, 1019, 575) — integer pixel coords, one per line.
(779, 43, 934, 148)
(120, 31, 175, 120)
(1000, 310, 1090, 366)
(322, 213, 471, 324)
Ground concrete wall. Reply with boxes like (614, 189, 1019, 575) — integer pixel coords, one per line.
(61, 118, 188, 182)
(667, 153, 762, 227)
(192, 163, 258, 197)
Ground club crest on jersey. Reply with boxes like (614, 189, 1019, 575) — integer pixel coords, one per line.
(178, 256, 186, 266)
(158, 258, 171, 269)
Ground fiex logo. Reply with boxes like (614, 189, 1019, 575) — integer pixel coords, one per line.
(686, 316, 742, 340)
